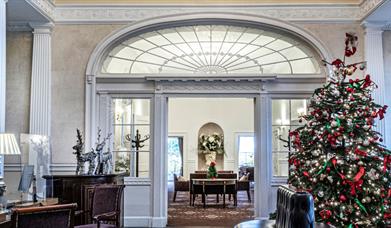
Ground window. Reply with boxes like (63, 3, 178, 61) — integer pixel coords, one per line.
(101, 24, 320, 75)
(111, 98, 151, 177)
(167, 136, 183, 181)
(272, 99, 308, 177)
(237, 134, 255, 168)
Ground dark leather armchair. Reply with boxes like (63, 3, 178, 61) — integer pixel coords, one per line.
(11, 203, 77, 228)
(173, 174, 189, 202)
(76, 184, 125, 228)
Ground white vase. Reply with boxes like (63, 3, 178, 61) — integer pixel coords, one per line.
(204, 151, 217, 166)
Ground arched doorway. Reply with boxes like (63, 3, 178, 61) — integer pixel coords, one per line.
(85, 12, 329, 227)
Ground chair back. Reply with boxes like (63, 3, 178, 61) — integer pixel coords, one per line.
(217, 170, 234, 173)
(189, 173, 206, 194)
(217, 173, 237, 179)
(91, 184, 125, 226)
(11, 203, 77, 228)
(194, 171, 207, 174)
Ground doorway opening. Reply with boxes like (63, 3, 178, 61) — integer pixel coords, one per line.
(167, 97, 255, 227)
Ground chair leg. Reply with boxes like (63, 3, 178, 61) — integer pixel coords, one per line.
(234, 193, 237, 206)
(173, 191, 177, 202)
(216, 194, 219, 203)
(247, 190, 251, 202)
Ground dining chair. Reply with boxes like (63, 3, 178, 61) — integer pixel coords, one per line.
(11, 203, 77, 228)
(75, 184, 125, 228)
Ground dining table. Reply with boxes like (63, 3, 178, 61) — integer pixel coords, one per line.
(191, 178, 237, 208)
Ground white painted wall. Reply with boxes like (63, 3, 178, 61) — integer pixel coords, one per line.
(168, 98, 254, 178)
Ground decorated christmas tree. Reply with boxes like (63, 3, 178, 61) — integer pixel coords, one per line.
(288, 33, 391, 227)
(207, 161, 218, 179)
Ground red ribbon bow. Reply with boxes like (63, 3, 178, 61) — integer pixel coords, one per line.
(362, 75, 372, 88)
(345, 33, 358, 57)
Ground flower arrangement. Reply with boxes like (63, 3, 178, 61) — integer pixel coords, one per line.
(207, 161, 217, 179)
(199, 133, 224, 154)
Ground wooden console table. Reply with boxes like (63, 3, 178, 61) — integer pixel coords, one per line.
(42, 174, 125, 225)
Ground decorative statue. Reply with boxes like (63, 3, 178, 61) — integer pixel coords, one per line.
(94, 129, 112, 175)
(72, 129, 98, 175)
(101, 149, 113, 174)
(125, 129, 150, 177)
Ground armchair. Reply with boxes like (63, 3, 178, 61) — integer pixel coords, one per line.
(11, 203, 77, 228)
(173, 174, 189, 202)
(76, 184, 124, 228)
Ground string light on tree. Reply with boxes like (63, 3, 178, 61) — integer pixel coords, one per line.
(288, 33, 391, 227)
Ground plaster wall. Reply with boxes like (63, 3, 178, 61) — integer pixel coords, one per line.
(47, 22, 365, 165)
(51, 24, 122, 164)
(5, 31, 32, 141)
(4, 31, 32, 200)
(168, 98, 254, 178)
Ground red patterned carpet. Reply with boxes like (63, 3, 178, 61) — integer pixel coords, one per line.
(167, 189, 254, 227)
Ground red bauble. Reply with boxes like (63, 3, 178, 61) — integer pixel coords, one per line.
(339, 195, 347, 202)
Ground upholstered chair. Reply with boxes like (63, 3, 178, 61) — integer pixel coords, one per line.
(76, 184, 125, 228)
(173, 174, 190, 202)
(237, 173, 251, 202)
(11, 203, 77, 228)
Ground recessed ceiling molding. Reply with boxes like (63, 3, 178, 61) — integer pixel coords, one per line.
(25, 0, 55, 22)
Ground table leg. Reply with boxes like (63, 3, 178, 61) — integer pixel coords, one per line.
(202, 193, 206, 208)
(216, 194, 219, 203)
(223, 193, 226, 207)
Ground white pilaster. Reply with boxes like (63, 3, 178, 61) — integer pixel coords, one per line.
(151, 93, 168, 227)
(363, 23, 387, 145)
(254, 93, 272, 219)
(0, 0, 7, 132)
(29, 23, 53, 136)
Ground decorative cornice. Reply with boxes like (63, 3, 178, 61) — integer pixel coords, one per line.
(26, 0, 55, 22)
(359, 0, 384, 19)
(6, 22, 32, 32)
(54, 5, 364, 24)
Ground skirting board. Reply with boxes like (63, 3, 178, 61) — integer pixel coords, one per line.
(124, 216, 167, 227)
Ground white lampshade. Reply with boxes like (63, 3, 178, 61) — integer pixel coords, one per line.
(0, 133, 21, 155)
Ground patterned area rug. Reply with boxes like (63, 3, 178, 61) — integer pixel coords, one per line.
(167, 190, 254, 227)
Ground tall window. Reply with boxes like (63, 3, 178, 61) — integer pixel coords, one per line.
(237, 134, 255, 168)
(167, 136, 183, 181)
(272, 99, 307, 177)
(111, 98, 151, 177)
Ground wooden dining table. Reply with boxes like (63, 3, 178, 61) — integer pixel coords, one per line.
(192, 178, 237, 208)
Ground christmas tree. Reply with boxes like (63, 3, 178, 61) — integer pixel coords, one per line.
(207, 161, 218, 179)
(288, 33, 391, 227)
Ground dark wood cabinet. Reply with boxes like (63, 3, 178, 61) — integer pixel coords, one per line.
(42, 174, 124, 225)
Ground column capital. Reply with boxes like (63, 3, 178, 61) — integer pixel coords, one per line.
(29, 22, 54, 34)
(362, 21, 385, 34)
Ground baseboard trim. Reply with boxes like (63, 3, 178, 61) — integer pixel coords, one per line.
(151, 216, 167, 227)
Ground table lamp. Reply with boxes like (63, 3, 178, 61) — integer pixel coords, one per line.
(0, 134, 21, 196)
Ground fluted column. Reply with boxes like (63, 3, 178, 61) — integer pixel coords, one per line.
(0, 0, 7, 132)
(29, 23, 53, 136)
(364, 23, 387, 144)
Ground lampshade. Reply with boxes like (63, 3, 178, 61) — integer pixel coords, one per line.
(0, 133, 21, 155)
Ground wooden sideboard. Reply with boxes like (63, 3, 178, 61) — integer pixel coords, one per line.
(42, 174, 125, 225)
